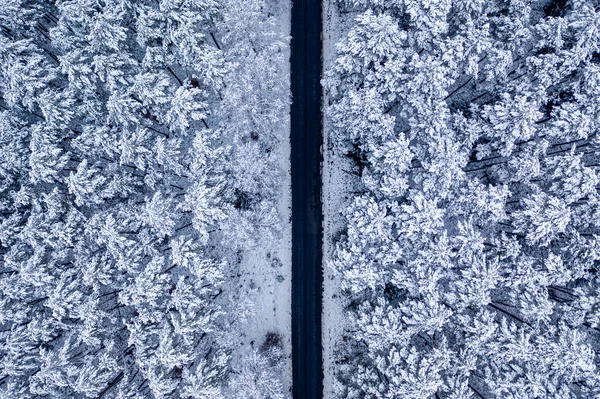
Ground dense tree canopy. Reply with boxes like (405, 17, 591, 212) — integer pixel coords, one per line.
(0, 0, 288, 397)
(326, 0, 600, 397)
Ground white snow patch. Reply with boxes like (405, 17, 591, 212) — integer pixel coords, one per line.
(322, 1, 358, 397)
(235, 0, 292, 393)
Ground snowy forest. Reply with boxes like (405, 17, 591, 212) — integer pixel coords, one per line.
(0, 0, 290, 398)
(325, 0, 600, 398)
(4, 0, 600, 397)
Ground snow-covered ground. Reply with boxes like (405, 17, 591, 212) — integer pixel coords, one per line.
(235, 0, 292, 393)
(322, 1, 357, 397)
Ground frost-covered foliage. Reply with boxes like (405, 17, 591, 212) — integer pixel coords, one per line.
(0, 0, 288, 398)
(326, 0, 600, 397)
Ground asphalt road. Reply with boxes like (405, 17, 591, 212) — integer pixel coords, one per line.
(290, 0, 323, 398)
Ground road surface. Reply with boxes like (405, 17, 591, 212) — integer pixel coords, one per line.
(290, 0, 323, 398)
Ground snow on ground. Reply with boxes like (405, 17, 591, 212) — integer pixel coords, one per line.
(322, 1, 358, 397)
(234, 0, 292, 393)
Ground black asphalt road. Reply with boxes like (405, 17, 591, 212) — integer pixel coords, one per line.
(290, 0, 323, 398)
